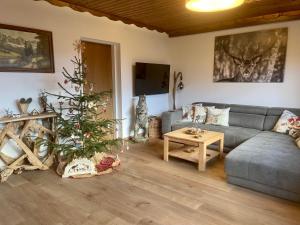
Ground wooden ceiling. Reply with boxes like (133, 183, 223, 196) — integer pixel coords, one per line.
(42, 0, 300, 37)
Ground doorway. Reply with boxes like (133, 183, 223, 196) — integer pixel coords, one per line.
(81, 39, 122, 138)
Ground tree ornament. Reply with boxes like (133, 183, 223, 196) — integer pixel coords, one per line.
(88, 101, 96, 109)
(84, 132, 92, 139)
(89, 83, 94, 92)
(59, 101, 64, 113)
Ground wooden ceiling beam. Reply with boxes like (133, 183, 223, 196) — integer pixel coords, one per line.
(38, 0, 300, 37)
(151, 8, 300, 33)
(40, 0, 169, 34)
(168, 9, 300, 37)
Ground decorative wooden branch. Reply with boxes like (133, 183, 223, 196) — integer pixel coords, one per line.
(172, 72, 183, 110)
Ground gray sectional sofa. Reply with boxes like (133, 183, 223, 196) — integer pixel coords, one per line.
(161, 102, 300, 202)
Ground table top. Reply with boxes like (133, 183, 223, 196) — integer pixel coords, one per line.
(0, 112, 57, 124)
(164, 127, 224, 144)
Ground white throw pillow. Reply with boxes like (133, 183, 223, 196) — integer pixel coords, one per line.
(182, 104, 197, 122)
(193, 105, 215, 124)
(273, 110, 297, 134)
(206, 108, 230, 126)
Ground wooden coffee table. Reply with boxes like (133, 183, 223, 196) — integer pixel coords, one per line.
(163, 128, 224, 171)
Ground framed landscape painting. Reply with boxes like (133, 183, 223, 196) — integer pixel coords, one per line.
(0, 24, 54, 73)
(213, 28, 288, 83)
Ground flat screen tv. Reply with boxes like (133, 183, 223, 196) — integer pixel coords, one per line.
(134, 62, 170, 96)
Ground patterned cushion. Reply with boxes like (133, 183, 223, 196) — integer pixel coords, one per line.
(288, 117, 300, 141)
(273, 110, 297, 134)
(296, 137, 300, 149)
(182, 104, 197, 122)
(206, 108, 230, 127)
(193, 105, 215, 123)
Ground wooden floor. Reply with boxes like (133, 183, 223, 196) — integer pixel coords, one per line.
(1, 139, 300, 225)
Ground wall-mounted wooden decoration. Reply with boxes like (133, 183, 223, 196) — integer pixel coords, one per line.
(213, 28, 288, 83)
(0, 24, 54, 73)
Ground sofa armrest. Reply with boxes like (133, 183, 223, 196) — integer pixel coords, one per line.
(161, 110, 182, 134)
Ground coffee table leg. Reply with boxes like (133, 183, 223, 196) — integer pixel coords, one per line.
(219, 136, 224, 159)
(164, 136, 169, 161)
(198, 143, 206, 171)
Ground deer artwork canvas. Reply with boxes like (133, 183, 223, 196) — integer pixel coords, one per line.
(213, 28, 288, 83)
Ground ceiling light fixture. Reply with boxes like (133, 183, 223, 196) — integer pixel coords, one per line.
(186, 0, 245, 12)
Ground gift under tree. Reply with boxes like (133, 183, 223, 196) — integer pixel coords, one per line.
(43, 41, 124, 178)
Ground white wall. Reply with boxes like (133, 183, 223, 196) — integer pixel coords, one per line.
(169, 21, 300, 108)
(0, 0, 171, 138)
(1, 0, 300, 140)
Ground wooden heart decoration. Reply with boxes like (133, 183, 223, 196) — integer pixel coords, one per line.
(19, 98, 32, 104)
(18, 97, 32, 114)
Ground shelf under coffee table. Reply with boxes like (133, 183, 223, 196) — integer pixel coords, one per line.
(163, 128, 224, 171)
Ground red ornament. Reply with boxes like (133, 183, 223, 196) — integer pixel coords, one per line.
(64, 79, 68, 84)
(96, 157, 115, 172)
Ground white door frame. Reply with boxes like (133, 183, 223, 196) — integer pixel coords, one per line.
(81, 37, 122, 138)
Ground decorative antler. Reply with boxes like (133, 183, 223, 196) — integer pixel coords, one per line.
(222, 39, 275, 63)
(221, 42, 243, 63)
(221, 42, 246, 67)
(250, 40, 276, 62)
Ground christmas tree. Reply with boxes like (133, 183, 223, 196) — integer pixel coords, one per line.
(44, 41, 122, 162)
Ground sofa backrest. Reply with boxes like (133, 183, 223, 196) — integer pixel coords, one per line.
(194, 102, 227, 109)
(192, 102, 300, 131)
(194, 102, 268, 130)
(228, 104, 268, 130)
(264, 107, 300, 131)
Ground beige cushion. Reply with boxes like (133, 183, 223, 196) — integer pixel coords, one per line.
(296, 137, 300, 149)
(206, 107, 230, 126)
(289, 128, 300, 139)
(193, 105, 215, 123)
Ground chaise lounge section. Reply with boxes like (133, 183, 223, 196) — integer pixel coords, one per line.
(161, 102, 300, 202)
(226, 131, 300, 202)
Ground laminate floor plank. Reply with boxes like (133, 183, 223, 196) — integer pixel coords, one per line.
(0, 139, 299, 225)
